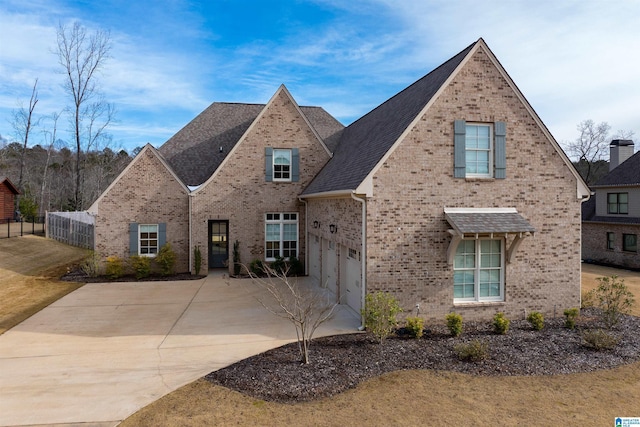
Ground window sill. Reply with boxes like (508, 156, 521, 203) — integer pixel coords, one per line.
(454, 301, 505, 308)
(464, 177, 495, 182)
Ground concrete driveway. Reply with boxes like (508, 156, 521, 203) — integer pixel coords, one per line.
(0, 273, 360, 426)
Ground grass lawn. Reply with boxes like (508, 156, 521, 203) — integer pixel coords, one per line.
(0, 235, 88, 334)
(121, 263, 640, 427)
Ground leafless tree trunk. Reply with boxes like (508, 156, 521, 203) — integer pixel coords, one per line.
(11, 79, 39, 193)
(245, 264, 338, 364)
(56, 21, 112, 210)
(39, 112, 61, 215)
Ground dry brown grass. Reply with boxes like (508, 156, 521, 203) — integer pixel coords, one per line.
(582, 263, 640, 316)
(0, 235, 88, 334)
(121, 263, 640, 426)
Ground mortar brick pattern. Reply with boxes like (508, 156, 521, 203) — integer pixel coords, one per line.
(583, 222, 640, 269)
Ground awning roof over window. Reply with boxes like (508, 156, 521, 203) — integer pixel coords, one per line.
(444, 208, 536, 236)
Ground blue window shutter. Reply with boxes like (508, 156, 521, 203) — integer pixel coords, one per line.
(129, 223, 138, 256)
(291, 148, 299, 182)
(494, 121, 506, 179)
(265, 147, 273, 182)
(453, 120, 466, 178)
(158, 223, 167, 248)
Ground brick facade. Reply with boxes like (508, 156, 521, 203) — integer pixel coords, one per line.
(92, 147, 190, 272)
(190, 88, 331, 272)
(583, 222, 640, 269)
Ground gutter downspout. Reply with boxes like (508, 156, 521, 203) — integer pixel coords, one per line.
(188, 192, 193, 273)
(351, 192, 366, 330)
(298, 197, 308, 275)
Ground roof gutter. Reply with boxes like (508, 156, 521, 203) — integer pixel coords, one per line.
(299, 189, 355, 200)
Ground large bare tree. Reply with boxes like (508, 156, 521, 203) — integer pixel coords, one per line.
(11, 79, 39, 193)
(55, 21, 112, 210)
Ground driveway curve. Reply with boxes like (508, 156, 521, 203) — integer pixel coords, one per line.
(0, 273, 359, 426)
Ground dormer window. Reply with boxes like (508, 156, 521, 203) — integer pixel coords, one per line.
(273, 149, 291, 181)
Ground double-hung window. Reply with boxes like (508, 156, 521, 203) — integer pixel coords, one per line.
(265, 213, 298, 260)
(623, 234, 637, 252)
(607, 232, 615, 250)
(139, 224, 159, 256)
(265, 147, 299, 182)
(607, 193, 628, 214)
(454, 120, 506, 179)
(453, 239, 504, 302)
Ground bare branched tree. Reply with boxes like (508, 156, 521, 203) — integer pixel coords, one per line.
(56, 21, 112, 210)
(11, 78, 40, 192)
(246, 264, 338, 364)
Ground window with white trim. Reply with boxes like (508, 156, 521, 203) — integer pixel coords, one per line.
(273, 149, 291, 181)
(465, 124, 492, 176)
(265, 213, 298, 260)
(139, 224, 159, 256)
(453, 239, 504, 302)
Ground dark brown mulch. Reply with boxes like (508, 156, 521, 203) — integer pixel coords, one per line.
(205, 309, 640, 403)
(60, 268, 205, 283)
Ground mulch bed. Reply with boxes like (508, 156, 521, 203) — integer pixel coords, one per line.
(205, 309, 640, 403)
(61, 268, 205, 283)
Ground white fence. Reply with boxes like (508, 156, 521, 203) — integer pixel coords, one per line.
(46, 211, 95, 250)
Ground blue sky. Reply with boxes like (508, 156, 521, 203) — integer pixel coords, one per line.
(1, 0, 639, 154)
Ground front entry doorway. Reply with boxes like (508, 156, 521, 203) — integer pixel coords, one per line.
(208, 220, 229, 269)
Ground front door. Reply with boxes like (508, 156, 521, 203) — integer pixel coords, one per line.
(208, 220, 229, 269)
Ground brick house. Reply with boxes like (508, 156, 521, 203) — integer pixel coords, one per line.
(0, 176, 20, 223)
(582, 140, 640, 269)
(89, 38, 589, 321)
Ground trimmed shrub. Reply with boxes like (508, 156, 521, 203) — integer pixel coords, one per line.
(156, 243, 176, 276)
(445, 312, 463, 337)
(582, 329, 619, 350)
(362, 292, 402, 343)
(564, 308, 579, 329)
(105, 256, 124, 279)
(454, 340, 489, 362)
(526, 311, 544, 331)
(586, 275, 635, 328)
(130, 255, 151, 279)
(493, 312, 510, 335)
(249, 259, 266, 277)
(194, 246, 202, 275)
(405, 316, 425, 339)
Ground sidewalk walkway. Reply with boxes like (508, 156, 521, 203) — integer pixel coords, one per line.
(0, 273, 359, 426)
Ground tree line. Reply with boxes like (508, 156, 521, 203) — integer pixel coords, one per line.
(0, 142, 132, 220)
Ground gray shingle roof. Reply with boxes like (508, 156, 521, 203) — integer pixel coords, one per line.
(593, 150, 640, 187)
(301, 41, 476, 195)
(159, 102, 344, 186)
(445, 211, 536, 235)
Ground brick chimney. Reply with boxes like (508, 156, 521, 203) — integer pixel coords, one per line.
(609, 139, 634, 171)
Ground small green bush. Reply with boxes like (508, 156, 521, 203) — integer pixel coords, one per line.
(586, 275, 635, 328)
(130, 255, 151, 279)
(105, 256, 124, 279)
(454, 339, 489, 362)
(564, 308, 580, 329)
(526, 311, 544, 331)
(582, 329, 619, 350)
(445, 312, 463, 337)
(493, 312, 510, 335)
(361, 292, 402, 343)
(287, 256, 304, 276)
(249, 259, 266, 277)
(194, 246, 202, 275)
(405, 316, 424, 339)
(156, 243, 176, 276)
(80, 251, 100, 277)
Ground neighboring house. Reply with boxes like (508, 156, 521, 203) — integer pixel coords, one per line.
(582, 140, 640, 269)
(0, 176, 20, 223)
(89, 38, 589, 321)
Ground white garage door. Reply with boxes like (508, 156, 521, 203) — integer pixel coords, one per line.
(340, 245, 362, 313)
(308, 234, 321, 285)
(322, 239, 337, 295)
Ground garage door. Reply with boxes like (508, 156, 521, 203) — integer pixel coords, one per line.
(322, 239, 337, 295)
(308, 234, 321, 285)
(340, 245, 362, 313)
